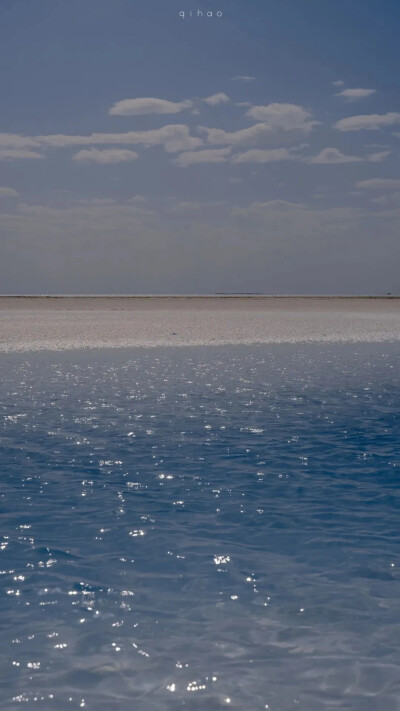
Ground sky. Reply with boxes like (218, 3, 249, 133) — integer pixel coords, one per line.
(0, 0, 400, 294)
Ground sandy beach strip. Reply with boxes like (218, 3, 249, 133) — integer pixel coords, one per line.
(0, 296, 399, 352)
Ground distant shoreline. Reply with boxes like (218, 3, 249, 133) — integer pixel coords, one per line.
(1, 295, 400, 313)
(0, 294, 398, 299)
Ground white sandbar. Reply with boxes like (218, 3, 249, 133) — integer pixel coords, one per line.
(0, 296, 399, 352)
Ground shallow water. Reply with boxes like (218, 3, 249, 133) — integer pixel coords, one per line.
(0, 344, 399, 710)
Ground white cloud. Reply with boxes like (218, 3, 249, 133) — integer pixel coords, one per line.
(370, 191, 400, 208)
(0, 133, 52, 149)
(231, 75, 255, 82)
(232, 148, 295, 163)
(335, 88, 376, 101)
(17, 199, 154, 220)
(356, 178, 400, 190)
(245, 103, 318, 132)
(41, 126, 202, 153)
(332, 80, 345, 87)
(0, 149, 44, 161)
(0, 186, 19, 197)
(203, 93, 230, 106)
(370, 195, 390, 206)
(0, 125, 203, 153)
(0, 133, 41, 148)
(309, 147, 364, 164)
(174, 147, 231, 167)
(109, 97, 193, 116)
(199, 123, 273, 147)
(234, 200, 305, 216)
(335, 112, 400, 131)
(368, 150, 390, 162)
(129, 195, 147, 203)
(73, 149, 139, 164)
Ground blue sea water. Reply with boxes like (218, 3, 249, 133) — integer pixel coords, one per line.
(0, 344, 399, 711)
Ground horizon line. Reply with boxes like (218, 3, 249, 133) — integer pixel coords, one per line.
(0, 294, 399, 299)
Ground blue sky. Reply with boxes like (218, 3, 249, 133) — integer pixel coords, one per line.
(0, 0, 399, 293)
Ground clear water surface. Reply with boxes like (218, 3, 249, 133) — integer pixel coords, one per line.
(0, 344, 399, 710)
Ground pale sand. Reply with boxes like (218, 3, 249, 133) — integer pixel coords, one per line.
(0, 296, 399, 352)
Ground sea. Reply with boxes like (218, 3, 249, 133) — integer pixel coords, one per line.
(0, 343, 399, 711)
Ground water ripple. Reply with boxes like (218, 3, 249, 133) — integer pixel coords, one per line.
(0, 343, 399, 710)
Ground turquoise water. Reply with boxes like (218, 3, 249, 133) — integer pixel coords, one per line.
(0, 344, 399, 710)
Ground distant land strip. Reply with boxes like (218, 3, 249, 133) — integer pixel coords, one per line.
(0, 294, 399, 300)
